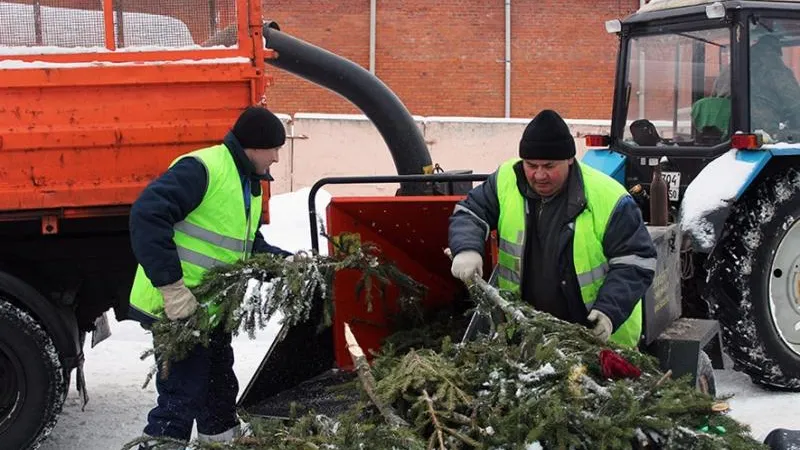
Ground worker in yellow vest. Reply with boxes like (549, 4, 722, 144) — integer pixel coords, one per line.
(127, 106, 291, 449)
(448, 109, 657, 349)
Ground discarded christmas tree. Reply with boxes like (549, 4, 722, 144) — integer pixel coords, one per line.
(127, 235, 767, 450)
(138, 232, 427, 388)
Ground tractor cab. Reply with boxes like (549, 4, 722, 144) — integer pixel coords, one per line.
(586, 0, 800, 222)
(586, 0, 800, 391)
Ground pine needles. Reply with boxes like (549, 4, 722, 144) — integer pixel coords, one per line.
(132, 235, 767, 449)
(202, 281, 767, 449)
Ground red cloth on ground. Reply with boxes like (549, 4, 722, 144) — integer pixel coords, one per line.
(599, 348, 642, 380)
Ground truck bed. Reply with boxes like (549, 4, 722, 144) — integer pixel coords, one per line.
(0, 0, 272, 221)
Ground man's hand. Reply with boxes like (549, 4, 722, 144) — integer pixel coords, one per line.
(158, 279, 198, 320)
(450, 250, 483, 282)
(285, 251, 310, 263)
(587, 309, 613, 342)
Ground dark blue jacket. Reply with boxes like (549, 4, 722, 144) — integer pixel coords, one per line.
(129, 132, 291, 290)
(448, 160, 657, 333)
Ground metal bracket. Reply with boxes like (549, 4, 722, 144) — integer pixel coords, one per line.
(41, 215, 58, 234)
(74, 351, 89, 411)
(91, 312, 112, 348)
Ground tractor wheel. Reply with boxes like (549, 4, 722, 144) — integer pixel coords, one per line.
(0, 297, 66, 449)
(705, 167, 800, 391)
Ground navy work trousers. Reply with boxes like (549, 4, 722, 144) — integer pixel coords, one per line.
(143, 326, 239, 442)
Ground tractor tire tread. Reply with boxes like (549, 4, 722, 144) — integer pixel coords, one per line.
(705, 166, 800, 391)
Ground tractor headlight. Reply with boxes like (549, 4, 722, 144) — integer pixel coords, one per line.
(705, 2, 725, 19)
(605, 19, 622, 34)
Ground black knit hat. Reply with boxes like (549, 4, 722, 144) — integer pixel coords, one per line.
(519, 109, 575, 160)
(231, 106, 286, 150)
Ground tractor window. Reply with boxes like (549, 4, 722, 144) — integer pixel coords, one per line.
(622, 28, 731, 148)
(749, 18, 800, 143)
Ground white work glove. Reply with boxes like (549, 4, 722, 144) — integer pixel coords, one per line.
(158, 279, 198, 320)
(450, 250, 483, 283)
(587, 309, 613, 342)
(285, 251, 310, 263)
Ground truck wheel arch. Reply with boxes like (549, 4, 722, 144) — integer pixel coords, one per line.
(0, 270, 82, 370)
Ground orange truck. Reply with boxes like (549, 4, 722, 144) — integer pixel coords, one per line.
(0, 1, 436, 448)
(0, 1, 275, 447)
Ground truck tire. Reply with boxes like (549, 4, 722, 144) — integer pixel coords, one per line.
(705, 167, 800, 391)
(0, 297, 66, 449)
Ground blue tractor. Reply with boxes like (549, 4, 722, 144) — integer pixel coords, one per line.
(583, 0, 800, 391)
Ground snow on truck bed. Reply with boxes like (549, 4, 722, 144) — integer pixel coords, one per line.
(0, 1, 236, 56)
(0, 3, 247, 68)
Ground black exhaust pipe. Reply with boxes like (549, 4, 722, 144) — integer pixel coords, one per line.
(262, 21, 432, 195)
(236, 22, 439, 416)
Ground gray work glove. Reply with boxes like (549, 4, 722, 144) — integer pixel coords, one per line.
(285, 250, 310, 263)
(158, 278, 198, 320)
(587, 309, 613, 342)
(450, 250, 483, 283)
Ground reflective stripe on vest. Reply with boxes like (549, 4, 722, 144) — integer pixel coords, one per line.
(495, 161, 527, 293)
(494, 158, 644, 348)
(128, 144, 263, 320)
(174, 220, 255, 269)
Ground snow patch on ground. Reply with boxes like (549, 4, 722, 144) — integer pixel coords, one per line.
(265, 187, 332, 256)
(38, 319, 279, 450)
(715, 367, 800, 441)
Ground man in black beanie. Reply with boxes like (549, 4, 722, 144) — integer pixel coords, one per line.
(448, 109, 656, 349)
(127, 105, 293, 449)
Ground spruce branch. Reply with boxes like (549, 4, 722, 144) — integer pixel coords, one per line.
(344, 322, 409, 428)
(138, 232, 427, 388)
(377, 349, 472, 413)
(422, 389, 446, 450)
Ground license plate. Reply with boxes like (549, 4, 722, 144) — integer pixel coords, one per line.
(661, 171, 681, 202)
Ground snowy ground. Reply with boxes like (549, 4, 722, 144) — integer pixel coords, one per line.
(39, 188, 800, 450)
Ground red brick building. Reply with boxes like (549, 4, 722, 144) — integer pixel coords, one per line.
(263, 1, 642, 119)
(5, 0, 641, 119)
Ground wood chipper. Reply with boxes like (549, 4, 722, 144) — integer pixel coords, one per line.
(237, 21, 725, 419)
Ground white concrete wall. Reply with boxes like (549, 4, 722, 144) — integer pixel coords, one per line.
(269, 113, 614, 197)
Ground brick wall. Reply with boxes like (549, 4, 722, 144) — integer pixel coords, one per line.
(262, 0, 641, 119)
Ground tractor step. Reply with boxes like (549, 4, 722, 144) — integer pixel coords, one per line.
(645, 317, 725, 386)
